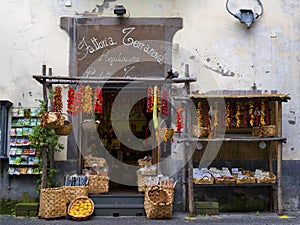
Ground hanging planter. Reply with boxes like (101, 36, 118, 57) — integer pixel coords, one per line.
(54, 114, 73, 136)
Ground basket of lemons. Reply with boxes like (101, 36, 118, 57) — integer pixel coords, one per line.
(68, 196, 94, 220)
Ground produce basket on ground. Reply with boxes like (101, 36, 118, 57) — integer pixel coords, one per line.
(68, 196, 94, 220)
(144, 185, 174, 219)
(38, 187, 67, 219)
(63, 186, 89, 203)
(88, 175, 109, 194)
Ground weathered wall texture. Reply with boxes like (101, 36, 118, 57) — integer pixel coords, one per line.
(0, 0, 299, 210)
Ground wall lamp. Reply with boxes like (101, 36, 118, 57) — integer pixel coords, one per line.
(226, 0, 264, 28)
(114, 5, 126, 16)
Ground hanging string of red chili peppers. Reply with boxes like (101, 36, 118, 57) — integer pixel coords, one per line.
(53, 86, 63, 112)
(265, 101, 269, 125)
(74, 85, 85, 114)
(146, 86, 154, 113)
(83, 85, 93, 114)
(94, 87, 103, 114)
(67, 87, 75, 115)
(205, 102, 210, 128)
(161, 89, 168, 116)
(243, 102, 247, 127)
(221, 104, 226, 127)
(249, 101, 255, 127)
(176, 105, 184, 133)
(255, 101, 259, 126)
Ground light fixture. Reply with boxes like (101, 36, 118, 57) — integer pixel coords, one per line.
(226, 0, 264, 28)
(196, 142, 203, 150)
(114, 5, 126, 16)
(259, 141, 267, 149)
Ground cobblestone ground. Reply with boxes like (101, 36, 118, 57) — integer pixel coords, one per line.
(1, 212, 300, 225)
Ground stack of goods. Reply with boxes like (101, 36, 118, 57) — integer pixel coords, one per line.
(63, 175, 89, 203)
(254, 169, 276, 183)
(192, 168, 214, 184)
(67, 196, 94, 220)
(82, 155, 109, 194)
(231, 168, 256, 184)
(209, 167, 236, 184)
(136, 165, 156, 192)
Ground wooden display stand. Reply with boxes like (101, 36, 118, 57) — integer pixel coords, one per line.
(181, 92, 290, 215)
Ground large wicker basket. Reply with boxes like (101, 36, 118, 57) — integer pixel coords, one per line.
(88, 175, 109, 194)
(55, 114, 72, 135)
(63, 186, 89, 203)
(67, 196, 94, 220)
(235, 169, 256, 184)
(144, 185, 173, 219)
(38, 187, 67, 219)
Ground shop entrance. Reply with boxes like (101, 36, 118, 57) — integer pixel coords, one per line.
(80, 88, 154, 193)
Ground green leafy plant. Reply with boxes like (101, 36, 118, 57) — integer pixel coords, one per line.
(29, 99, 64, 192)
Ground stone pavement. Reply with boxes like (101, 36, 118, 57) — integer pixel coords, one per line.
(1, 211, 300, 225)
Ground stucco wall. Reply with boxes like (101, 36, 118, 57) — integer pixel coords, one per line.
(0, 0, 299, 210)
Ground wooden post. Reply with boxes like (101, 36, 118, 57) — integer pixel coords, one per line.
(277, 101, 283, 215)
(185, 64, 194, 216)
(41, 65, 48, 189)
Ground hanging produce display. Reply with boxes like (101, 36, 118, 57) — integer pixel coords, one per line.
(176, 105, 184, 133)
(146, 86, 154, 113)
(226, 101, 231, 129)
(249, 101, 255, 127)
(265, 101, 269, 125)
(255, 101, 259, 126)
(235, 103, 241, 128)
(260, 101, 266, 126)
(197, 102, 202, 127)
(94, 87, 103, 115)
(205, 102, 210, 128)
(161, 89, 168, 116)
(53, 86, 63, 112)
(83, 85, 93, 114)
(67, 87, 75, 115)
(243, 102, 247, 127)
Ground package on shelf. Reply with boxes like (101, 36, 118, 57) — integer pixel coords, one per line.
(64, 174, 89, 186)
(193, 168, 213, 180)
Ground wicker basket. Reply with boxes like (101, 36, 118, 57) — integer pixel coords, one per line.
(256, 171, 276, 184)
(38, 187, 67, 219)
(55, 119, 72, 135)
(214, 177, 236, 184)
(63, 186, 89, 203)
(192, 125, 209, 138)
(41, 111, 65, 129)
(68, 196, 94, 220)
(88, 175, 109, 194)
(144, 185, 173, 219)
(235, 169, 256, 184)
(252, 125, 277, 137)
(193, 176, 214, 184)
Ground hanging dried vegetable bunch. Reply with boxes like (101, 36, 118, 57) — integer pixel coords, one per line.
(156, 87, 161, 113)
(161, 89, 168, 116)
(249, 101, 255, 127)
(197, 102, 202, 127)
(146, 86, 154, 113)
(260, 101, 266, 126)
(94, 87, 103, 114)
(83, 85, 93, 114)
(67, 87, 75, 115)
(235, 103, 241, 128)
(73, 85, 85, 115)
(176, 105, 184, 133)
(205, 102, 210, 128)
(221, 104, 226, 127)
(243, 102, 247, 127)
(212, 101, 219, 137)
(255, 101, 259, 126)
(53, 86, 63, 112)
(225, 101, 231, 129)
(265, 101, 269, 125)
